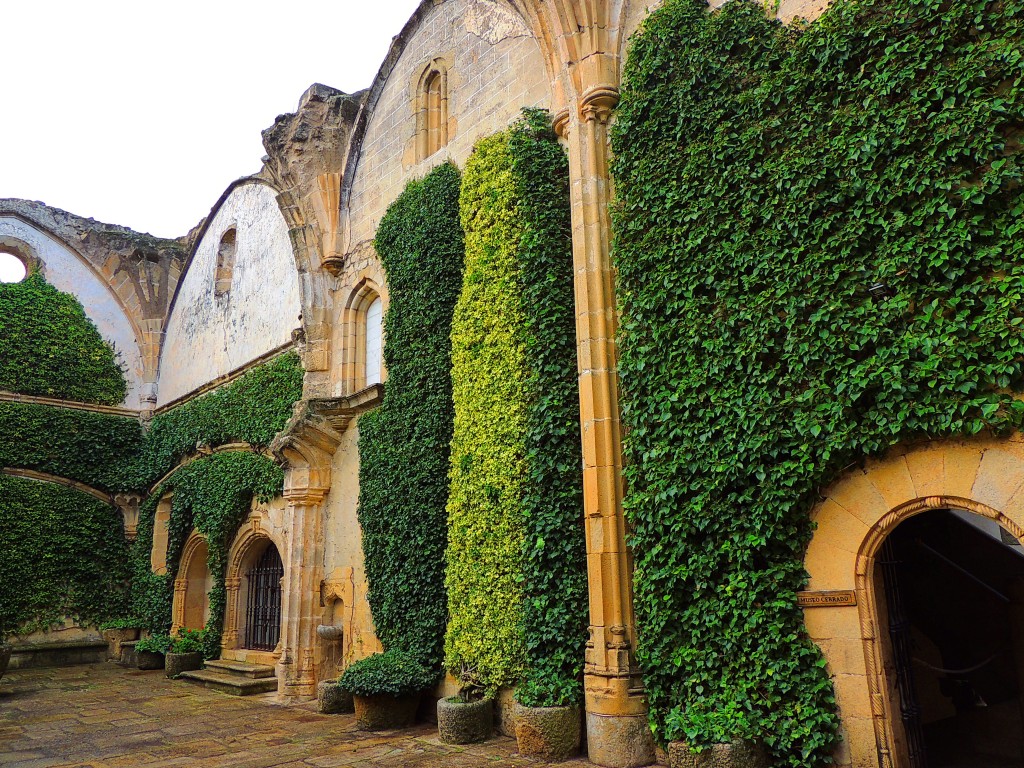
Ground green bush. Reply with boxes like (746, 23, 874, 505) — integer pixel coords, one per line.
(170, 628, 206, 654)
(338, 649, 440, 697)
(136, 633, 172, 654)
(358, 163, 464, 666)
(613, 0, 1024, 763)
(0, 272, 126, 405)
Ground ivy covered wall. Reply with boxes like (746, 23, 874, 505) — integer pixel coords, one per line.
(612, 0, 1024, 763)
(357, 163, 465, 667)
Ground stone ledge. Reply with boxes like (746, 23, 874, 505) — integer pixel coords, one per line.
(8, 640, 106, 670)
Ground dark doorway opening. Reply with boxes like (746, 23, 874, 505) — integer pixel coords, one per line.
(882, 509, 1024, 768)
(244, 544, 283, 651)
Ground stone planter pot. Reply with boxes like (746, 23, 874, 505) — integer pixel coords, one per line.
(514, 704, 581, 762)
(102, 628, 140, 661)
(437, 697, 493, 744)
(164, 651, 203, 678)
(318, 679, 355, 714)
(136, 650, 165, 671)
(353, 692, 420, 731)
(0, 644, 11, 682)
(668, 740, 768, 768)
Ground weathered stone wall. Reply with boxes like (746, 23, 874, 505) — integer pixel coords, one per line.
(157, 181, 302, 406)
(343, 0, 550, 254)
(0, 201, 187, 407)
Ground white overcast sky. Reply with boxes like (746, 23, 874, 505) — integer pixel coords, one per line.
(0, 0, 422, 240)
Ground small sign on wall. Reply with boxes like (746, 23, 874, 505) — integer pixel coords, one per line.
(797, 590, 857, 608)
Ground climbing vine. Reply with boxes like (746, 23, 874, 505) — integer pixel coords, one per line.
(358, 163, 464, 668)
(0, 475, 130, 638)
(0, 272, 127, 405)
(613, 0, 1024, 763)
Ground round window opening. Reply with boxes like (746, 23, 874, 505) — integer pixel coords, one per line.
(0, 252, 27, 283)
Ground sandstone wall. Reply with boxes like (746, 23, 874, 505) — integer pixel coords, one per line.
(157, 181, 302, 405)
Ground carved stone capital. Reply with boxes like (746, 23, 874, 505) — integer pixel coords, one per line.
(553, 108, 571, 138)
(580, 86, 620, 125)
(113, 493, 142, 540)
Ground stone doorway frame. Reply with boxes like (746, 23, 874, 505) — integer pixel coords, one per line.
(220, 514, 283, 668)
(804, 437, 1024, 768)
(172, 529, 212, 636)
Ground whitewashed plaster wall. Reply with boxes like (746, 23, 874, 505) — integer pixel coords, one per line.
(0, 216, 145, 406)
(344, 0, 551, 249)
(157, 182, 301, 405)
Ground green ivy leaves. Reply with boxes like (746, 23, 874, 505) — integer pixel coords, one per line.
(613, 0, 1024, 763)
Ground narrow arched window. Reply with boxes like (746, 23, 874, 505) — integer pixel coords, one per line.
(416, 61, 449, 162)
(215, 228, 237, 298)
(365, 296, 383, 386)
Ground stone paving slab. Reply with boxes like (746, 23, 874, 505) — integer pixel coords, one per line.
(0, 665, 594, 768)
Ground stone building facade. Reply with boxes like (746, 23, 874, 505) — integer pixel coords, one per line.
(2, 1, 1018, 767)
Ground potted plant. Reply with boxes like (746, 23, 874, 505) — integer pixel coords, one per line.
(165, 628, 206, 678)
(437, 662, 493, 744)
(134, 633, 171, 671)
(98, 618, 141, 661)
(338, 649, 438, 731)
(513, 676, 583, 761)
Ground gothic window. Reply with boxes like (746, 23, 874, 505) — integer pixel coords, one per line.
(416, 61, 449, 161)
(365, 296, 383, 386)
(214, 228, 237, 297)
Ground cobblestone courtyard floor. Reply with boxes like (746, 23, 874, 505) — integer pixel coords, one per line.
(0, 664, 593, 768)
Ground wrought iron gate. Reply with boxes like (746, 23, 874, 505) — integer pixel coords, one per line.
(880, 538, 929, 768)
(244, 545, 283, 651)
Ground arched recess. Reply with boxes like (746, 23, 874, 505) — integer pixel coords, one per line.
(337, 276, 387, 395)
(172, 529, 212, 635)
(804, 436, 1024, 768)
(221, 515, 285, 666)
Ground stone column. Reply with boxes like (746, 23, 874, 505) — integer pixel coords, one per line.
(277, 483, 329, 696)
(559, 87, 655, 768)
(171, 578, 187, 636)
(221, 576, 242, 650)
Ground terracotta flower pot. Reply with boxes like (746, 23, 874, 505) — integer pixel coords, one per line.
(437, 696, 493, 744)
(102, 628, 140, 661)
(0, 644, 11, 681)
(353, 692, 420, 730)
(164, 651, 203, 677)
(136, 650, 165, 671)
(318, 679, 355, 714)
(668, 739, 768, 768)
(514, 703, 581, 762)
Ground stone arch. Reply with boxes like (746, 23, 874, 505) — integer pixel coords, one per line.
(172, 529, 212, 635)
(415, 57, 451, 161)
(220, 514, 284, 665)
(804, 435, 1024, 768)
(337, 275, 388, 395)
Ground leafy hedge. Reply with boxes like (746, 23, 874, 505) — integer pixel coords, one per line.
(0, 402, 143, 492)
(509, 112, 587, 708)
(358, 163, 464, 667)
(0, 475, 130, 637)
(613, 0, 1024, 763)
(0, 272, 127, 405)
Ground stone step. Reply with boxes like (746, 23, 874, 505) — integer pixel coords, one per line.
(177, 669, 279, 696)
(202, 659, 276, 679)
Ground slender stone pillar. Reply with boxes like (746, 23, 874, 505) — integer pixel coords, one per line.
(559, 87, 655, 768)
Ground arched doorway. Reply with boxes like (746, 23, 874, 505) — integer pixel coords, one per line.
(243, 542, 283, 651)
(172, 530, 211, 635)
(877, 508, 1024, 767)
